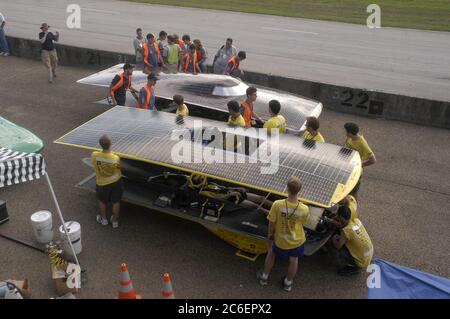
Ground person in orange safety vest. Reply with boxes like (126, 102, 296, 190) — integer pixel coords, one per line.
(138, 73, 158, 110)
(143, 33, 164, 74)
(224, 51, 246, 78)
(240, 86, 263, 128)
(108, 63, 138, 106)
(182, 44, 200, 74)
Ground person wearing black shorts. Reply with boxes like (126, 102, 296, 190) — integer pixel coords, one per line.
(91, 135, 123, 228)
(96, 179, 123, 205)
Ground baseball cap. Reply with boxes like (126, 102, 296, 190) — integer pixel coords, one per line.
(40, 23, 50, 30)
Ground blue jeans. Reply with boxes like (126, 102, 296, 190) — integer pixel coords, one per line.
(0, 28, 10, 54)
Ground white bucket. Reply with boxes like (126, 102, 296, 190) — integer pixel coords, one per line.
(30, 211, 54, 244)
(59, 221, 82, 255)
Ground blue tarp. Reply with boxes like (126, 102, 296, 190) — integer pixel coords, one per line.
(367, 259, 450, 299)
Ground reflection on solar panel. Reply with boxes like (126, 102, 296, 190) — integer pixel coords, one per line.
(55, 106, 360, 207)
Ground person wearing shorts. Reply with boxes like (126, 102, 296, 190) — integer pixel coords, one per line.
(91, 135, 123, 228)
(257, 176, 309, 292)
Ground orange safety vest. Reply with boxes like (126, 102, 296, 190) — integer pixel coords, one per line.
(240, 100, 254, 128)
(196, 48, 202, 62)
(177, 39, 184, 52)
(143, 42, 161, 65)
(183, 50, 197, 72)
(226, 56, 239, 75)
(138, 84, 156, 109)
(110, 72, 132, 95)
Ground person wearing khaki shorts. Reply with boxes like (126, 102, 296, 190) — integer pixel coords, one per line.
(38, 23, 59, 83)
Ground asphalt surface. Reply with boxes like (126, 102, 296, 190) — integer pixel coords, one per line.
(1, 0, 450, 102)
(0, 57, 449, 299)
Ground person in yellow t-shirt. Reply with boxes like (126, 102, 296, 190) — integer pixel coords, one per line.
(173, 94, 189, 117)
(257, 176, 309, 292)
(344, 123, 376, 166)
(344, 122, 376, 199)
(91, 135, 122, 228)
(227, 100, 246, 127)
(302, 116, 325, 142)
(263, 100, 286, 135)
(324, 206, 373, 275)
(225, 100, 246, 151)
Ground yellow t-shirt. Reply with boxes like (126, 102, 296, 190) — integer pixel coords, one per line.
(303, 131, 325, 143)
(345, 135, 374, 161)
(341, 218, 373, 268)
(347, 195, 359, 220)
(267, 199, 309, 249)
(263, 115, 286, 134)
(176, 104, 189, 117)
(226, 115, 246, 150)
(91, 151, 122, 186)
(228, 115, 246, 127)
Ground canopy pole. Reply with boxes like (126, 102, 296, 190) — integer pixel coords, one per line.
(44, 173, 80, 267)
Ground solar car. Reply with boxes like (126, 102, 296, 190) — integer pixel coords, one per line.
(77, 64, 323, 134)
(55, 106, 361, 260)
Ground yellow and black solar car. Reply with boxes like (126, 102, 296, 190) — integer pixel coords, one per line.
(55, 106, 361, 261)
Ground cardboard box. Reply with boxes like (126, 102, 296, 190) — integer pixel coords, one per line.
(51, 264, 79, 296)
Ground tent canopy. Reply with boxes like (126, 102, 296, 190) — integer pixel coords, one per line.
(367, 258, 450, 299)
(0, 147, 80, 266)
(0, 147, 46, 188)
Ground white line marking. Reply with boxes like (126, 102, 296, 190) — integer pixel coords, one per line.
(82, 8, 116, 14)
(262, 26, 318, 35)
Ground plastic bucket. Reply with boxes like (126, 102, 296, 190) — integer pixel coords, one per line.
(30, 211, 53, 244)
(59, 221, 82, 255)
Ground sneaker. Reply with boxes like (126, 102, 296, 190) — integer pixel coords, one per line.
(281, 276, 293, 292)
(96, 214, 108, 226)
(110, 216, 119, 228)
(256, 269, 268, 286)
(2, 52, 10, 57)
(337, 265, 360, 276)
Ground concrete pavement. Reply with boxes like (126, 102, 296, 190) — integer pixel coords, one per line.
(1, 0, 450, 102)
(0, 57, 449, 298)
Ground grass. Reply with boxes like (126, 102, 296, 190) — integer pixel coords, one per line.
(126, 0, 450, 31)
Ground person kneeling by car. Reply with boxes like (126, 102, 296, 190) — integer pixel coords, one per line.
(323, 206, 374, 276)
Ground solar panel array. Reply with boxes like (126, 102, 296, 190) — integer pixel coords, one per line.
(56, 106, 359, 206)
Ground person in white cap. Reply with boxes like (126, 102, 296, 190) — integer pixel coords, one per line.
(38, 22, 59, 83)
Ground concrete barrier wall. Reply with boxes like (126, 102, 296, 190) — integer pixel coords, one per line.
(6, 36, 450, 129)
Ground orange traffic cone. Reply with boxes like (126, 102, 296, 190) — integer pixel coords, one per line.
(118, 263, 142, 299)
(162, 273, 175, 299)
